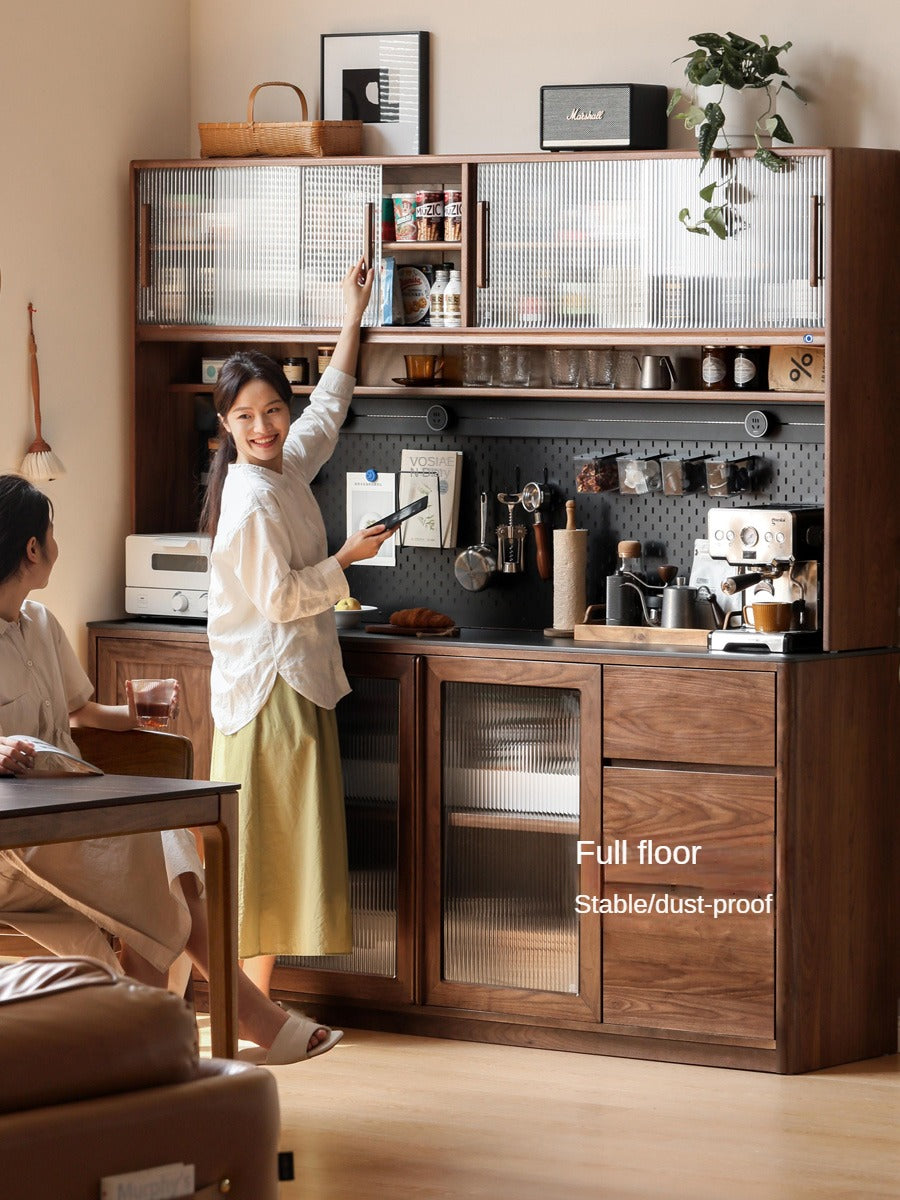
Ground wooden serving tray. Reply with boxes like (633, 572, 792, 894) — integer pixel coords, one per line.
(573, 623, 710, 647)
(364, 623, 460, 638)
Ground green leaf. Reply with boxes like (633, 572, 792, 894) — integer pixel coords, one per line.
(705, 212, 729, 240)
(678, 208, 691, 222)
(666, 88, 683, 116)
(720, 60, 747, 89)
(699, 181, 718, 202)
(754, 146, 786, 172)
(699, 67, 721, 87)
(703, 101, 725, 130)
(697, 122, 718, 166)
(682, 104, 707, 130)
(768, 114, 794, 143)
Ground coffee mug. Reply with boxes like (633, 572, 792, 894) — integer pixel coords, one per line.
(405, 354, 443, 381)
(743, 601, 794, 632)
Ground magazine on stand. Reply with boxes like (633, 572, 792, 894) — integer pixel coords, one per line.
(398, 448, 463, 548)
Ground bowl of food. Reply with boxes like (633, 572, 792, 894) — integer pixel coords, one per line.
(333, 599, 377, 629)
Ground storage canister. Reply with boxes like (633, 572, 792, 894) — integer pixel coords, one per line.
(415, 191, 443, 241)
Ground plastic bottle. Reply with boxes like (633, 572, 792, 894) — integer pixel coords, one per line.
(605, 539, 646, 626)
(443, 269, 462, 328)
(429, 268, 449, 329)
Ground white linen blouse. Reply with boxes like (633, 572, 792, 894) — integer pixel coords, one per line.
(207, 365, 355, 735)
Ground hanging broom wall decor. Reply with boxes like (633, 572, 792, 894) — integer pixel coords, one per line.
(21, 302, 65, 481)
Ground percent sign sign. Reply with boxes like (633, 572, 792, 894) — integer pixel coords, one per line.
(790, 352, 814, 382)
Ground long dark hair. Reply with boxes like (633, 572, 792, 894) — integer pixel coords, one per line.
(0, 474, 54, 585)
(199, 351, 292, 539)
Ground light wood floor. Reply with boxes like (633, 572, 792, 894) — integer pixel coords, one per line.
(201, 1020, 900, 1200)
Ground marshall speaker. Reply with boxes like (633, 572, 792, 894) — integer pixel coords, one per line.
(540, 84, 668, 151)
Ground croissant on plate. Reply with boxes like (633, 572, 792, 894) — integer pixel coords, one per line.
(390, 607, 454, 629)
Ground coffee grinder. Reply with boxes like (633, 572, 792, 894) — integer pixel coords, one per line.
(706, 505, 825, 652)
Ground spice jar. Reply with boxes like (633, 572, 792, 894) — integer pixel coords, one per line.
(701, 345, 730, 390)
(282, 357, 309, 385)
(317, 346, 334, 377)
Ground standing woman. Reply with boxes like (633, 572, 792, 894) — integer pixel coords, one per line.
(202, 258, 391, 997)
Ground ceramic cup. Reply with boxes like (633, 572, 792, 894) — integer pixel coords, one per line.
(743, 601, 794, 632)
(404, 354, 443, 382)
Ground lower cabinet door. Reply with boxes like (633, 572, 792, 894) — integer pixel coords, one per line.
(424, 657, 602, 1021)
(91, 633, 213, 778)
(275, 650, 417, 1005)
(601, 767, 775, 1039)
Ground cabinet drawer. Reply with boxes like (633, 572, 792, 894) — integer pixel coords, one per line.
(602, 885, 774, 1038)
(602, 768, 774, 892)
(603, 667, 775, 766)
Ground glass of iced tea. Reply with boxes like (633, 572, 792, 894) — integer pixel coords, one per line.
(130, 678, 177, 730)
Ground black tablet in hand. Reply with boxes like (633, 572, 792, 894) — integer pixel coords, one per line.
(369, 495, 428, 529)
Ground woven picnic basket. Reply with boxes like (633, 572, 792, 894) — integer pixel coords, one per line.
(198, 81, 362, 158)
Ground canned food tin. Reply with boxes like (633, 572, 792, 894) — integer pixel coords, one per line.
(415, 191, 443, 241)
(443, 190, 462, 241)
(391, 193, 417, 242)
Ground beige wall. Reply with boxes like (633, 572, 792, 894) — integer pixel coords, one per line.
(190, 1, 900, 153)
(0, 0, 191, 659)
(3, 0, 898, 663)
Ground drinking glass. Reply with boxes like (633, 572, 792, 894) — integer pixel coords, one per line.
(462, 345, 494, 387)
(547, 347, 581, 388)
(583, 348, 615, 388)
(497, 345, 532, 387)
(130, 678, 177, 730)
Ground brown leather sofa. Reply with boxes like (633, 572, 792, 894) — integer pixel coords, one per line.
(0, 957, 281, 1199)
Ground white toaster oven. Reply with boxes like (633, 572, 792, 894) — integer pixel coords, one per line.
(125, 534, 212, 619)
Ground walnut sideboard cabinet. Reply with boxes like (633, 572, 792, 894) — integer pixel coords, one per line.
(87, 622, 899, 1073)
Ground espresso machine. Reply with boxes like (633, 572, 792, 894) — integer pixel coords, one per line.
(705, 505, 825, 652)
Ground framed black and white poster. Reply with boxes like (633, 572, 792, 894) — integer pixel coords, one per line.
(321, 31, 430, 155)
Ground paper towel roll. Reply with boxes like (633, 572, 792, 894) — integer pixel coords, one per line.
(553, 527, 587, 631)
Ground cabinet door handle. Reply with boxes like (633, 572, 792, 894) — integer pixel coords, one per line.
(363, 202, 374, 271)
(476, 200, 490, 289)
(808, 194, 821, 289)
(139, 203, 151, 289)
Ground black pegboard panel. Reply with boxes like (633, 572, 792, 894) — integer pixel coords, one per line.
(314, 430, 824, 631)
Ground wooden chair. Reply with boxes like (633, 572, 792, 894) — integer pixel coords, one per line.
(0, 728, 194, 958)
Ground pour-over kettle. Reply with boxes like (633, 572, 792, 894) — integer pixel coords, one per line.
(634, 354, 677, 390)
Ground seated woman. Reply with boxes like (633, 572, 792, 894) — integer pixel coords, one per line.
(0, 473, 337, 1063)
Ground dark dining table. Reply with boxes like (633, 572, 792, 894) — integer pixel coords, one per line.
(0, 773, 239, 1058)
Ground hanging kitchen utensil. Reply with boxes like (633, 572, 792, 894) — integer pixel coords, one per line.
(21, 303, 65, 481)
(521, 473, 556, 581)
(496, 491, 526, 573)
(454, 490, 497, 591)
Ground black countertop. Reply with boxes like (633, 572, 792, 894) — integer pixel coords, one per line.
(86, 617, 888, 665)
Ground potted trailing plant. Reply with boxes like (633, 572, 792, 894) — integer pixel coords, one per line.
(667, 32, 800, 237)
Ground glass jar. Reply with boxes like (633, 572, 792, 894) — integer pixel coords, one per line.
(701, 345, 730, 390)
(282, 357, 309, 385)
(733, 345, 761, 390)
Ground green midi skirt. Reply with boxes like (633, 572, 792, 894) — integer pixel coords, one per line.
(210, 674, 351, 958)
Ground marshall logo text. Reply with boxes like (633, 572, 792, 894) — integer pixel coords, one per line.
(567, 107, 605, 121)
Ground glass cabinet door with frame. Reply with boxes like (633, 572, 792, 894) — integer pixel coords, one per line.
(135, 162, 382, 329)
(423, 656, 601, 1022)
(274, 651, 416, 1005)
